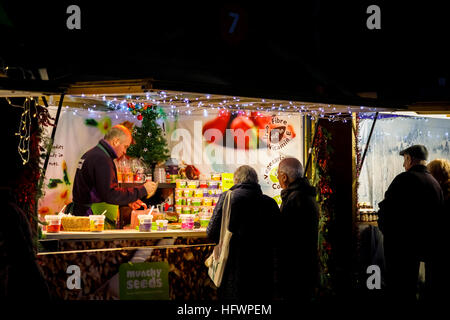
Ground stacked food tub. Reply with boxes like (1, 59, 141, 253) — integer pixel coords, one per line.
(174, 175, 223, 229)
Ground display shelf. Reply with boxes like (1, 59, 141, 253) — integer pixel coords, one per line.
(356, 221, 378, 226)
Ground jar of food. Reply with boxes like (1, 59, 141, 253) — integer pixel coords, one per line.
(187, 180, 198, 189)
(212, 173, 221, 181)
(89, 215, 105, 232)
(156, 219, 168, 231)
(195, 189, 203, 198)
(182, 206, 191, 215)
(203, 198, 213, 206)
(138, 215, 153, 232)
(199, 181, 208, 188)
(183, 189, 193, 197)
(45, 215, 62, 233)
(208, 181, 218, 189)
(179, 214, 195, 229)
(176, 179, 187, 189)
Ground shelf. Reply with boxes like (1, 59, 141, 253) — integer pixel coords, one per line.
(357, 221, 378, 226)
(119, 182, 176, 189)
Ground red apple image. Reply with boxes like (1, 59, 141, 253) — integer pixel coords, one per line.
(230, 115, 258, 149)
(202, 109, 231, 143)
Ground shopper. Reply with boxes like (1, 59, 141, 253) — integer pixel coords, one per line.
(426, 158, 450, 301)
(207, 165, 280, 300)
(427, 158, 450, 211)
(0, 187, 50, 300)
(377, 145, 444, 303)
(277, 157, 319, 302)
(72, 125, 158, 228)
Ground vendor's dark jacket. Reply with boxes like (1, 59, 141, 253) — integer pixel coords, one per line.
(72, 139, 148, 216)
(279, 177, 319, 300)
(378, 165, 444, 260)
(207, 182, 280, 300)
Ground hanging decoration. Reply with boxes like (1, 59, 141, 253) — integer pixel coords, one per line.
(310, 125, 335, 297)
(15, 98, 34, 165)
(11, 99, 55, 248)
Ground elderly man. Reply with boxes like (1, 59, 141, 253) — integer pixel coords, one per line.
(378, 145, 444, 302)
(72, 125, 158, 228)
(277, 157, 319, 301)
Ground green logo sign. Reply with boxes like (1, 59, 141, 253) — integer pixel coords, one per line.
(119, 261, 169, 300)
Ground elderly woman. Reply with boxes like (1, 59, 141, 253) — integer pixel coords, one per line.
(207, 165, 280, 300)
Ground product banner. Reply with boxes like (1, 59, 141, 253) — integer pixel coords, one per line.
(38, 107, 303, 215)
(166, 110, 303, 204)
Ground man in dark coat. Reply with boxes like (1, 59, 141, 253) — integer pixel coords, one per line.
(377, 145, 444, 303)
(72, 125, 158, 227)
(277, 157, 319, 302)
(207, 165, 280, 300)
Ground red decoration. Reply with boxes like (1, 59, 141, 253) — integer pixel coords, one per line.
(137, 114, 143, 121)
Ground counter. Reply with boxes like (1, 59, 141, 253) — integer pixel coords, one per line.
(43, 228, 207, 240)
(37, 227, 217, 300)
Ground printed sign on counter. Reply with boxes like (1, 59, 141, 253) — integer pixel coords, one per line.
(221, 173, 234, 191)
(119, 261, 169, 300)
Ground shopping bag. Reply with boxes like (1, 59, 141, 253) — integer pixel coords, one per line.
(205, 190, 233, 287)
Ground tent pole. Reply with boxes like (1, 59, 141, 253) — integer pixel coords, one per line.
(358, 112, 379, 177)
(303, 118, 321, 179)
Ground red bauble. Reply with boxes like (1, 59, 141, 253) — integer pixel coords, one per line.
(137, 114, 143, 121)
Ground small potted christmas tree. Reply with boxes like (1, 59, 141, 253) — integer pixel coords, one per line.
(126, 104, 170, 178)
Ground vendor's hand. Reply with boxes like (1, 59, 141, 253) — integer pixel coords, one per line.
(128, 199, 147, 210)
(143, 180, 158, 198)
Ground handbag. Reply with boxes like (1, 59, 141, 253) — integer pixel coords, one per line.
(205, 190, 233, 287)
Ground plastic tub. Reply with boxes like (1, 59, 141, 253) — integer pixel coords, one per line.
(156, 219, 168, 231)
(175, 206, 182, 214)
(195, 189, 203, 198)
(179, 214, 195, 230)
(176, 180, 187, 189)
(138, 215, 153, 232)
(192, 199, 202, 206)
(45, 215, 62, 233)
(183, 189, 193, 197)
(208, 181, 218, 189)
(200, 218, 210, 228)
(212, 173, 221, 181)
(199, 181, 208, 188)
(131, 209, 151, 229)
(187, 180, 198, 189)
(203, 198, 213, 206)
(89, 215, 105, 232)
(191, 207, 200, 215)
(182, 206, 191, 215)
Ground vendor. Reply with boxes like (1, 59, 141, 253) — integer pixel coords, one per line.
(72, 125, 158, 228)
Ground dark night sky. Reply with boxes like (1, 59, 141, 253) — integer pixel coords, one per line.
(1, 1, 450, 103)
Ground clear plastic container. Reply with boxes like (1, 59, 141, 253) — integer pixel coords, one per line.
(156, 219, 168, 231)
(45, 215, 62, 233)
(131, 209, 151, 229)
(138, 215, 153, 232)
(89, 215, 105, 232)
(179, 214, 195, 230)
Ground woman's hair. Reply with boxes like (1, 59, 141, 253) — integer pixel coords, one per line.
(427, 159, 450, 197)
(233, 165, 258, 184)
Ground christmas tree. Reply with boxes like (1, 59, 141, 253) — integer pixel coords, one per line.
(126, 104, 170, 173)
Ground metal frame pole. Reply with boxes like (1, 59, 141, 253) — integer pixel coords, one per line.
(303, 118, 321, 178)
(358, 112, 379, 177)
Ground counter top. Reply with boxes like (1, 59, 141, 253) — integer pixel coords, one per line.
(43, 228, 208, 240)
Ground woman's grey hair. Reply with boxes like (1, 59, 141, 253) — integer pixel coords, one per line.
(278, 157, 304, 181)
(233, 165, 258, 184)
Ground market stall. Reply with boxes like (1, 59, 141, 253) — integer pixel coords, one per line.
(6, 82, 393, 300)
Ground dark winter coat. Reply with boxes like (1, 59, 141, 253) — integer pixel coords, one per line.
(278, 177, 319, 300)
(72, 139, 148, 216)
(378, 165, 444, 260)
(207, 182, 280, 300)
(0, 188, 50, 300)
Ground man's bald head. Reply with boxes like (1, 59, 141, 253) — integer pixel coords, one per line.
(104, 125, 132, 142)
(278, 157, 304, 189)
(104, 125, 133, 158)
